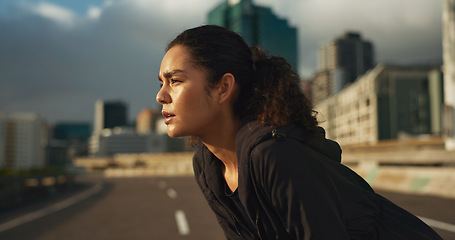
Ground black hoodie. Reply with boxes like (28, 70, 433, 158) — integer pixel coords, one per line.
(193, 120, 442, 240)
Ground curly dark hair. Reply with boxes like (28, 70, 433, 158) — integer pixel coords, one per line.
(167, 25, 318, 132)
(249, 46, 318, 131)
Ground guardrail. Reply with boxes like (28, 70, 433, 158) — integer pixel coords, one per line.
(74, 153, 194, 176)
(342, 141, 455, 199)
(0, 174, 75, 211)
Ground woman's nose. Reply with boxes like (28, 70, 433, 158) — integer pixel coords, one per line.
(156, 88, 169, 104)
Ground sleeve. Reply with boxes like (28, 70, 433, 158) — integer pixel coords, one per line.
(249, 139, 350, 240)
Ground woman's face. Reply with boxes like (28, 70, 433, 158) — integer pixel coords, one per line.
(156, 45, 220, 138)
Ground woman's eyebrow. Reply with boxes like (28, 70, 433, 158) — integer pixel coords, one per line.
(161, 69, 186, 79)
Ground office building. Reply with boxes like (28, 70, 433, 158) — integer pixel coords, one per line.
(53, 122, 91, 141)
(93, 100, 127, 133)
(319, 32, 375, 85)
(443, 0, 455, 150)
(315, 64, 443, 146)
(0, 113, 47, 169)
(312, 32, 375, 105)
(89, 101, 191, 155)
(208, 0, 298, 71)
(48, 122, 91, 166)
(94, 127, 161, 156)
(311, 69, 344, 105)
(300, 79, 313, 104)
(90, 100, 128, 155)
(89, 127, 189, 156)
(136, 108, 161, 134)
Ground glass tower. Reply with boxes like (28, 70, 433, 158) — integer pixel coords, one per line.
(208, 0, 298, 71)
(94, 100, 128, 133)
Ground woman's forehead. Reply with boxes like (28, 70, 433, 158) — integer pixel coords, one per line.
(160, 46, 189, 71)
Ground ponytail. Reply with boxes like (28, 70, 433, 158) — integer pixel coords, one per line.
(246, 46, 318, 131)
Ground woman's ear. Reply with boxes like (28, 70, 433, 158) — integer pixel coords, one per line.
(217, 73, 237, 104)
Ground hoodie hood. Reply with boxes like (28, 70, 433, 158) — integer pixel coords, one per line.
(235, 119, 342, 164)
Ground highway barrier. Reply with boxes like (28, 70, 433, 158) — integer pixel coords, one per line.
(74, 141, 455, 199)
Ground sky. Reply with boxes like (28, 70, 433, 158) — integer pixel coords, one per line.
(0, 0, 443, 125)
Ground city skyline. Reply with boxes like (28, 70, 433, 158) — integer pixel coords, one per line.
(0, 0, 443, 123)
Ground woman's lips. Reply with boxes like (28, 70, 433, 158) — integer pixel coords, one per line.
(162, 111, 175, 124)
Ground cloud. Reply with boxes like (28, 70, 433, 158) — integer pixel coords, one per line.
(25, 2, 77, 27)
(0, 0, 443, 124)
(87, 6, 102, 20)
(0, 0, 223, 123)
(255, 0, 442, 75)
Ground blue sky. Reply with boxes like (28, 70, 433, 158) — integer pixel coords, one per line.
(0, 0, 443, 124)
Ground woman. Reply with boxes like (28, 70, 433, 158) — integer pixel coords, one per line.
(156, 25, 441, 239)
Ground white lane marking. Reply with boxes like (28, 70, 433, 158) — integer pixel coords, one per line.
(175, 210, 190, 236)
(167, 188, 178, 199)
(0, 182, 104, 233)
(419, 216, 455, 233)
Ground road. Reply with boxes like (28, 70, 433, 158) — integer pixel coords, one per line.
(377, 190, 455, 240)
(0, 174, 454, 240)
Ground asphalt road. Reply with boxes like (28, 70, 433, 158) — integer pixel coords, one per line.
(0, 174, 454, 240)
(377, 190, 455, 240)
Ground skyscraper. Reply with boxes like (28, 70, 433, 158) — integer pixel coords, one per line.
(93, 100, 127, 133)
(136, 108, 161, 134)
(208, 0, 298, 71)
(50, 122, 91, 163)
(312, 32, 375, 105)
(443, 0, 455, 150)
(0, 113, 47, 169)
(314, 64, 443, 146)
(319, 32, 374, 85)
(90, 100, 128, 156)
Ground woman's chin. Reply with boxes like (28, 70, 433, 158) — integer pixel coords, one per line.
(167, 128, 185, 138)
(167, 131, 179, 138)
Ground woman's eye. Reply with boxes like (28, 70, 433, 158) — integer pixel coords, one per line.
(170, 79, 181, 85)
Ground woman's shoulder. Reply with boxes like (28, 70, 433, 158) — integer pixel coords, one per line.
(236, 120, 341, 164)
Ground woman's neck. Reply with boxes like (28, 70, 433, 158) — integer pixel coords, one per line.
(202, 130, 238, 169)
(202, 117, 240, 192)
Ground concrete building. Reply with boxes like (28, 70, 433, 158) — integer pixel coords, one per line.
(208, 0, 298, 71)
(53, 122, 91, 142)
(136, 108, 161, 134)
(300, 79, 313, 104)
(93, 100, 127, 134)
(48, 122, 91, 167)
(89, 127, 188, 156)
(315, 64, 443, 146)
(443, 0, 455, 150)
(89, 101, 190, 156)
(90, 100, 128, 155)
(312, 32, 375, 105)
(0, 113, 47, 169)
(311, 69, 345, 105)
(95, 127, 163, 156)
(319, 32, 375, 85)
